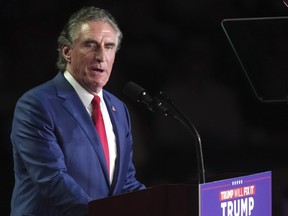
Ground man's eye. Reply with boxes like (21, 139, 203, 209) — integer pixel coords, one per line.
(84, 42, 96, 48)
(105, 44, 115, 50)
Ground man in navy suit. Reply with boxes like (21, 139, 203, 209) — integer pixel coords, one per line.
(10, 6, 145, 216)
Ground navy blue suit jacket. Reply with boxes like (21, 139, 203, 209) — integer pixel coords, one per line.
(10, 72, 145, 216)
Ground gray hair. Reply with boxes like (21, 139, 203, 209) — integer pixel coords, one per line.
(56, 6, 123, 71)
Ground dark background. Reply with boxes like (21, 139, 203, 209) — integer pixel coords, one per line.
(2, 0, 288, 215)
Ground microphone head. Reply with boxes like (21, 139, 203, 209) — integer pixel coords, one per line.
(123, 81, 173, 115)
(123, 81, 146, 102)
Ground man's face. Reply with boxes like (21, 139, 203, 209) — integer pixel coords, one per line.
(64, 21, 118, 94)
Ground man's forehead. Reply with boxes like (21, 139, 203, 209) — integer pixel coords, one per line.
(72, 21, 118, 46)
(79, 21, 116, 36)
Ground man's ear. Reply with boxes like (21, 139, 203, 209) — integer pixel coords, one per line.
(62, 45, 71, 62)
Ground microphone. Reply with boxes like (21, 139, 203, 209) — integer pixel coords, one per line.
(123, 81, 206, 184)
(122, 81, 153, 107)
(123, 81, 174, 117)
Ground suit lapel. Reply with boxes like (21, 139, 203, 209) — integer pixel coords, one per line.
(102, 93, 125, 192)
(53, 72, 110, 183)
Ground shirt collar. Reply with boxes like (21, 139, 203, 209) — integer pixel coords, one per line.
(63, 70, 104, 109)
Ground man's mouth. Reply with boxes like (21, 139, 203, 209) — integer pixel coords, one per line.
(90, 66, 104, 73)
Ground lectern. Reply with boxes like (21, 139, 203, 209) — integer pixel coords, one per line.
(89, 184, 198, 216)
(89, 171, 272, 216)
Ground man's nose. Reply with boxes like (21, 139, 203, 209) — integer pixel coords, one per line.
(95, 47, 104, 62)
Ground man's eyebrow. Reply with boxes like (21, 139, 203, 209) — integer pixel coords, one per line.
(83, 38, 116, 45)
(105, 41, 116, 46)
(83, 38, 97, 44)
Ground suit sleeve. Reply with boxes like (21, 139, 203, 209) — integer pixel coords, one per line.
(11, 92, 90, 216)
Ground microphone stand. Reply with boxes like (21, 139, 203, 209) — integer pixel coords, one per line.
(149, 92, 206, 184)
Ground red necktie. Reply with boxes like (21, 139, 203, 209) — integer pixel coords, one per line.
(91, 95, 110, 174)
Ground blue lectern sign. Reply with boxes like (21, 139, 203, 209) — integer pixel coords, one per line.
(199, 171, 272, 216)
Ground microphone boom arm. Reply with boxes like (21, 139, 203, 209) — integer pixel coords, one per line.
(122, 81, 205, 184)
(156, 92, 206, 184)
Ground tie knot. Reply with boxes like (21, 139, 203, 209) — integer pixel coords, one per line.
(92, 95, 101, 109)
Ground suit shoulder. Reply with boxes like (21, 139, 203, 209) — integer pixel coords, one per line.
(103, 90, 124, 104)
(19, 79, 55, 99)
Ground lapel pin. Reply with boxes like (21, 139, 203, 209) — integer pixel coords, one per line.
(112, 106, 116, 112)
